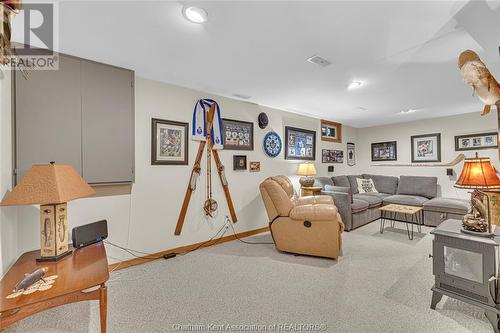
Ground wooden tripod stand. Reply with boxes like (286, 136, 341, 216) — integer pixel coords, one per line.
(175, 104, 237, 235)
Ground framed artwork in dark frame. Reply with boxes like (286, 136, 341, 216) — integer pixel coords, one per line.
(411, 133, 441, 163)
(222, 118, 254, 151)
(233, 155, 247, 171)
(151, 118, 189, 165)
(455, 132, 498, 151)
(371, 141, 397, 161)
(284, 126, 316, 161)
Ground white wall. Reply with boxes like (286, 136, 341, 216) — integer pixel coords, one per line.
(14, 77, 358, 266)
(0, 70, 18, 276)
(356, 112, 499, 199)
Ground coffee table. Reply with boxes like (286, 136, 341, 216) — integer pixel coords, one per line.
(379, 204, 423, 240)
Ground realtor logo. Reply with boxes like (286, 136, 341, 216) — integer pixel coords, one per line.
(2, 1, 59, 70)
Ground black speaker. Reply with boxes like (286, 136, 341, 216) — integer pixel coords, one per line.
(72, 220, 108, 249)
(328, 166, 334, 172)
(446, 168, 454, 176)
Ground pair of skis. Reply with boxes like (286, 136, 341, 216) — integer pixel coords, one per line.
(175, 104, 237, 235)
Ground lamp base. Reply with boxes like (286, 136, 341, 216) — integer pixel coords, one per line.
(299, 177, 314, 187)
(36, 250, 72, 262)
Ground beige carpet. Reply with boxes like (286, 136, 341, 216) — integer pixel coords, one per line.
(4, 221, 492, 332)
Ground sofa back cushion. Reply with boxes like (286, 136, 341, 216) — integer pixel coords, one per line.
(397, 175, 437, 199)
(314, 177, 334, 189)
(332, 175, 350, 188)
(362, 174, 399, 194)
(347, 175, 363, 194)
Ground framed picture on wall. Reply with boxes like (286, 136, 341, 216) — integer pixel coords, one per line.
(455, 132, 498, 151)
(222, 119, 254, 150)
(371, 141, 397, 161)
(347, 142, 356, 166)
(411, 133, 441, 163)
(285, 126, 316, 160)
(249, 161, 261, 172)
(322, 149, 344, 163)
(151, 118, 189, 165)
(320, 120, 342, 143)
(233, 155, 247, 170)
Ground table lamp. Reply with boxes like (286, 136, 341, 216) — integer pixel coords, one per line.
(454, 153, 500, 236)
(297, 163, 317, 187)
(0, 162, 95, 261)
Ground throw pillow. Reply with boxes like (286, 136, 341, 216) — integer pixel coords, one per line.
(356, 178, 378, 193)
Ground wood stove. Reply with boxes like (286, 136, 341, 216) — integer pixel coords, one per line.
(431, 219, 500, 332)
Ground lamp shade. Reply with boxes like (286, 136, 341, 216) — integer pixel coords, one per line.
(454, 155, 500, 190)
(0, 163, 96, 206)
(297, 163, 317, 176)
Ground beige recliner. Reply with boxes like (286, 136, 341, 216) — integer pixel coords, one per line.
(259, 176, 344, 259)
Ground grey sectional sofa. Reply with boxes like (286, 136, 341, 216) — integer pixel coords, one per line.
(314, 174, 470, 231)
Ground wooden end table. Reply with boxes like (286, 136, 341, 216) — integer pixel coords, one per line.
(379, 204, 424, 240)
(301, 186, 322, 197)
(0, 242, 109, 332)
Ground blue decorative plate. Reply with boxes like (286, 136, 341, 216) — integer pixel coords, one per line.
(263, 131, 282, 158)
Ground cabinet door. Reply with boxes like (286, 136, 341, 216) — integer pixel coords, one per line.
(81, 61, 134, 184)
(15, 55, 82, 182)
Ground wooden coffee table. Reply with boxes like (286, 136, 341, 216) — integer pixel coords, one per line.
(0, 242, 109, 332)
(379, 204, 424, 240)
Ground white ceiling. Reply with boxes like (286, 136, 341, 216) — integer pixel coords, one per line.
(13, 0, 500, 127)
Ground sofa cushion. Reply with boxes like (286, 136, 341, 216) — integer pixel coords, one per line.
(351, 198, 369, 213)
(356, 178, 378, 193)
(347, 175, 363, 194)
(383, 194, 429, 206)
(358, 192, 391, 199)
(332, 175, 351, 189)
(354, 194, 383, 208)
(397, 176, 437, 199)
(362, 174, 399, 195)
(423, 197, 470, 215)
(314, 177, 334, 189)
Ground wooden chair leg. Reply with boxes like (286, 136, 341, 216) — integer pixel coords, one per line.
(99, 284, 107, 333)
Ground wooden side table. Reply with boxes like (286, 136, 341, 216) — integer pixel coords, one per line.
(0, 242, 109, 332)
(301, 186, 322, 197)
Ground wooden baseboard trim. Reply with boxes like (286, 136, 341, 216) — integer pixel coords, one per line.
(108, 226, 270, 272)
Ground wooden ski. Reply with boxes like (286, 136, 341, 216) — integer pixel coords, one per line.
(175, 104, 216, 235)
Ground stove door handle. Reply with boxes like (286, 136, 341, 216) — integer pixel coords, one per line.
(488, 276, 499, 304)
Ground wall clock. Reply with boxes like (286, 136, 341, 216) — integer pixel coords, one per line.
(263, 131, 282, 158)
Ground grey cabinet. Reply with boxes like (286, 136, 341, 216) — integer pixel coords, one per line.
(14, 53, 135, 185)
(81, 61, 134, 184)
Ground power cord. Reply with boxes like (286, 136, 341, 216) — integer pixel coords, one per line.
(225, 216, 274, 245)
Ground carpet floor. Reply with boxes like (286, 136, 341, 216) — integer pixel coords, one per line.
(4, 221, 493, 333)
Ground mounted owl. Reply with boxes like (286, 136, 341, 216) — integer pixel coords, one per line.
(458, 49, 500, 116)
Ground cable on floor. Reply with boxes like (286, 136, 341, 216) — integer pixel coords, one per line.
(225, 216, 274, 245)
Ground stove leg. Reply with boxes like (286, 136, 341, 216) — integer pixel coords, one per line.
(485, 310, 500, 333)
(430, 290, 443, 310)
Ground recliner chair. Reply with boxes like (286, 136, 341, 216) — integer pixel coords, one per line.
(259, 176, 344, 259)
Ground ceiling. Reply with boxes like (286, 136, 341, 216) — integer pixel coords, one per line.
(13, 0, 500, 128)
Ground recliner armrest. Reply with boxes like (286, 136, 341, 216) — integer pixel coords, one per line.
(289, 204, 338, 221)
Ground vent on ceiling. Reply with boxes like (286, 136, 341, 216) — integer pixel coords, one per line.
(306, 55, 331, 67)
(233, 93, 252, 99)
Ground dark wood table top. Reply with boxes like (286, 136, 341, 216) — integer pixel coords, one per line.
(0, 242, 109, 312)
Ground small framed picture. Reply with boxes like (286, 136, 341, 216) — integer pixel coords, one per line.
(151, 118, 189, 165)
(371, 141, 397, 161)
(347, 142, 356, 166)
(249, 161, 261, 172)
(411, 133, 441, 163)
(233, 155, 247, 171)
(455, 132, 498, 151)
(322, 149, 344, 163)
(320, 120, 342, 143)
(222, 119, 254, 150)
(285, 126, 316, 161)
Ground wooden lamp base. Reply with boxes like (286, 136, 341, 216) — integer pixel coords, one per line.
(38, 203, 71, 262)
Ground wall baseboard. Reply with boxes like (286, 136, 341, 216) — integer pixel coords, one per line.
(107, 226, 270, 272)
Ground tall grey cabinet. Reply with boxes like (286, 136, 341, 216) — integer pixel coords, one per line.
(14, 53, 135, 185)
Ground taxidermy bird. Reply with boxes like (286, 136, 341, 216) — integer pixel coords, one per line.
(0, 0, 22, 65)
(458, 49, 500, 116)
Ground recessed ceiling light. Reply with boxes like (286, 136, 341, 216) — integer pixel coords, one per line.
(399, 108, 418, 114)
(347, 81, 364, 90)
(306, 55, 331, 67)
(183, 6, 208, 24)
(233, 93, 251, 100)
(356, 106, 367, 111)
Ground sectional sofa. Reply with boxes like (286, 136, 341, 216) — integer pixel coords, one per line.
(314, 174, 470, 231)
